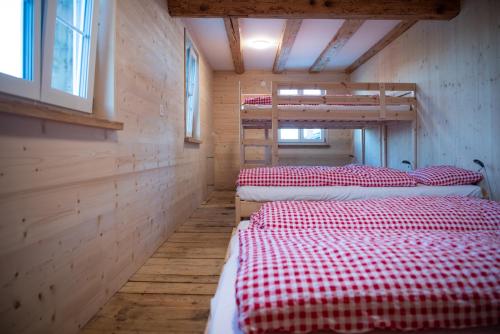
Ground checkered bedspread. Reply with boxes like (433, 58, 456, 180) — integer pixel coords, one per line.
(237, 165, 417, 187)
(237, 197, 500, 333)
(237, 229, 500, 333)
(250, 196, 500, 232)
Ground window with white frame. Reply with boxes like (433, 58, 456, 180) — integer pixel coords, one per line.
(0, 0, 99, 113)
(184, 31, 200, 140)
(278, 88, 326, 144)
(278, 128, 326, 144)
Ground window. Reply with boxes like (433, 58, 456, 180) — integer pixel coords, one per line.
(279, 129, 326, 144)
(277, 89, 326, 144)
(184, 31, 200, 141)
(278, 88, 324, 96)
(0, 0, 99, 113)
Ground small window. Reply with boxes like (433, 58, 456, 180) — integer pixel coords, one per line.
(185, 31, 200, 141)
(279, 128, 326, 144)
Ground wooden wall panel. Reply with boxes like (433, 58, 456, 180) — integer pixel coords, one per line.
(213, 71, 351, 190)
(0, 0, 214, 333)
(351, 0, 500, 199)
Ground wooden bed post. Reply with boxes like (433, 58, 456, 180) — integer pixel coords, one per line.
(361, 128, 366, 165)
(239, 81, 245, 168)
(380, 124, 387, 167)
(412, 119, 418, 169)
(235, 195, 241, 226)
(271, 81, 279, 166)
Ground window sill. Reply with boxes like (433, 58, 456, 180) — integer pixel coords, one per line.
(279, 143, 330, 149)
(0, 92, 124, 130)
(185, 137, 202, 144)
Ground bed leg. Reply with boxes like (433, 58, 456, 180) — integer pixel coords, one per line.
(235, 195, 241, 226)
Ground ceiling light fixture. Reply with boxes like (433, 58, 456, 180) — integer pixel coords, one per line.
(249, 39, 272, 50)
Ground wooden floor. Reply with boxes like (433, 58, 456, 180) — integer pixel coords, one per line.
(82, 191, 235, 334)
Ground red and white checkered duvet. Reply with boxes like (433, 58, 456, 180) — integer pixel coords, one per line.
(250, 196, 500, 232)
(236, 228, 500, 333)
(237, 165, 417, 187)
(237, 197, 500, 333)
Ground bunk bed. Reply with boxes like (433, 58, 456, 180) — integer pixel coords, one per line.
(235, 82, 483, 224)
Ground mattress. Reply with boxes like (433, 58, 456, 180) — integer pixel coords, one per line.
(241, 104, 411, 112)
(207, 221, 498, 334)
(237, 184, 482, 202)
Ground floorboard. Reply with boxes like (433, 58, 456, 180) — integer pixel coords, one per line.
(81, 191, 235, 334)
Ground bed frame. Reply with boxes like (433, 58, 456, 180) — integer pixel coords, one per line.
(236, 81, 418, 223)
(239, 81, 418, 168)
(234, 195, 266, 225)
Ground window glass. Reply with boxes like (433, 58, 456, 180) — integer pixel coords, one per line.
(185, 34, 200, 139)
(303, 129, 322, 140)
(0, 0, 33, 80)
(279, 128, 325, 143)
(279, 89, 298, 96)
(51, 0, 92, 97)
(303, 89, 322, 96)
(279, 129, 300, 141)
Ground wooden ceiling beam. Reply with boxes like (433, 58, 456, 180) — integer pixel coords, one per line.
(345, 20, 418, 74)
(168, 0, 460, 20)
(309, 19, 364, 73)
(273, 19, 302, 74)
(223, 17, 245, 74)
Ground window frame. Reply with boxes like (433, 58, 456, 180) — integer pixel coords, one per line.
(0, 0, 42, 100)
(184, 29, 201, 142)
(278, 128, 327, 144)
(41, 0, 100, 113)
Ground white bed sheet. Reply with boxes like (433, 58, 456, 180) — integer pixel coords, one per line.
(242, 104, 411, 112)
(207, 221, 498, 334)
(237, 184, 482, 202)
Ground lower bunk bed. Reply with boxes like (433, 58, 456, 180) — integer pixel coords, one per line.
(235, 165, 485, 224)
(209, 196, 500, 334)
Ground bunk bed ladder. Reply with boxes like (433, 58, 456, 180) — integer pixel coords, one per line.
(239, 82, 273, 168)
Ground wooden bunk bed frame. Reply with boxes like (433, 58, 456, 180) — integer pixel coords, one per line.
(235, 81, 418, 224)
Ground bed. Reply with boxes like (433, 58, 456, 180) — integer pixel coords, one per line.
(208, 197, 500, 334)
(235, 165, 484, 224)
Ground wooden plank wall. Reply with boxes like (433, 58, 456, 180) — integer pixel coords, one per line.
(213, 71, 351, 190)
(351, 0, 500, 200)
(0, 0, 214, 333)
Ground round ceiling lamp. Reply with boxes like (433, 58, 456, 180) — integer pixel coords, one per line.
(248, 39, 272, 50)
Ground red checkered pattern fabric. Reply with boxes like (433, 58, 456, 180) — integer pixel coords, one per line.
(236, 228, 500, 333)
(408, 165, 483, 186)
(243, 96, 272, 105)
(250, 196, 500, 232)
(237, 165, 417, 187)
